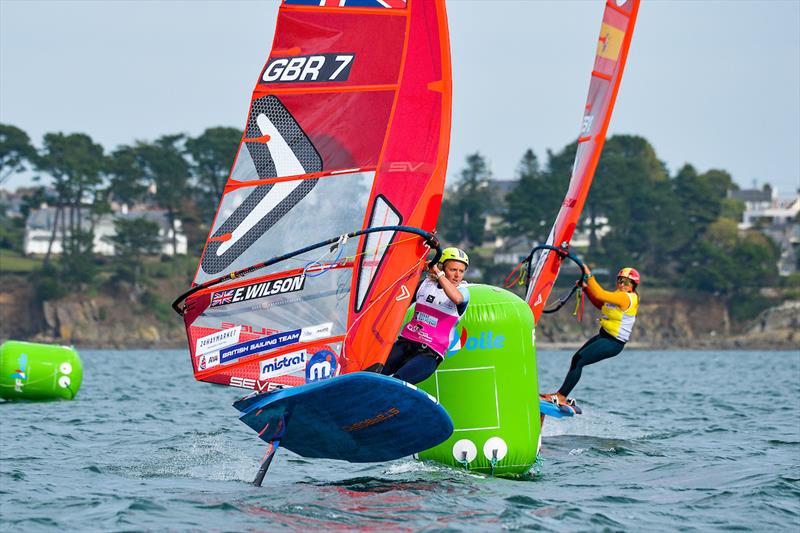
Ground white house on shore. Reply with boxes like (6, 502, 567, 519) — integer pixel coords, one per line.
(729, 187, 800, 276)
(23, 206, 188, 256)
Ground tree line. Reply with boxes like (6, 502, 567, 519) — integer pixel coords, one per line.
(0, 124, 791, 320)
(439, 135, 789, 319)
(0, 123, 240, 296)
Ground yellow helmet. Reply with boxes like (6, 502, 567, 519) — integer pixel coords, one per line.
(439, 247, 469, 268)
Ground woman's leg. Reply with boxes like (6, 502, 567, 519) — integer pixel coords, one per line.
(392, 353, 439, 385)
(381, 339, 414, 376)
(557, 334, 624, 397)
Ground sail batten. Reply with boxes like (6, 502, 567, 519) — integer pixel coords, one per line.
(255, 84, 400, 95)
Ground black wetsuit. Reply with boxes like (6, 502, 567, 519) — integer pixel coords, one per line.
(381, 338, 440, 385)
(558, 328, 625, 397)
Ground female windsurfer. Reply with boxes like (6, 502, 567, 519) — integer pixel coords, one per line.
(381, 247, 470, 385)
(541, 265, 640, 409)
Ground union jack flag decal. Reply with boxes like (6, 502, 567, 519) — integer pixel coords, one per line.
(211, 290, 235, 307)
(284, 0, 406, 8)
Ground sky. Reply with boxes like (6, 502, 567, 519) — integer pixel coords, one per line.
(1, 0, 799, 197)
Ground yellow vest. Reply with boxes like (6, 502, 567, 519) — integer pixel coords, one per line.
(600, 292, 638, 342)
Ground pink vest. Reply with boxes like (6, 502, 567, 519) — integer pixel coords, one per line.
(400, 278, 467, 356)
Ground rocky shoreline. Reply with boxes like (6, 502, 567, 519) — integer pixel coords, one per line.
(2, 280, 798, 351)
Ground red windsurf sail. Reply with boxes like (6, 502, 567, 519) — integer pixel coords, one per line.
(525, 0, 640, 323)
(174, 0, 452, 392)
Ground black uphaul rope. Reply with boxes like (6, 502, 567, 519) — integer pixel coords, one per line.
(524, 244, 586, 314)
(172, 225, 441, 316)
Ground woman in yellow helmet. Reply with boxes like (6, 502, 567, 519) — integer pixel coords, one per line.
(381, 247, 471, 384)
(541, 265, 640, 410)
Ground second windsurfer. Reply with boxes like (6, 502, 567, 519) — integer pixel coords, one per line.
(541, 265, 640, 409)
(381, 247, 471, 385)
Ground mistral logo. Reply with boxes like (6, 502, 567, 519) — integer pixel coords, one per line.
(447, 327, 505, 355)
(305, 350, 337, 383)
(260, 350, 308, 380)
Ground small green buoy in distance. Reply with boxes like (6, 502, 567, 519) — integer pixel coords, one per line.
(0, 340, 83, 401)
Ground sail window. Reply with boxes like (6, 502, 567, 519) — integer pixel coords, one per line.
(355, 195, 401, 312)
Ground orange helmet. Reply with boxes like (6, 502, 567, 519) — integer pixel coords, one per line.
(617, 267, 640, 285)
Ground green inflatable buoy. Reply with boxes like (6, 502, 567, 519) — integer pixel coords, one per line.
(0, 340, 83, 401)
(416, 284, 541, 477)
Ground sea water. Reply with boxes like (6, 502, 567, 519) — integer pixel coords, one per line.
(1, 349, 798, 532)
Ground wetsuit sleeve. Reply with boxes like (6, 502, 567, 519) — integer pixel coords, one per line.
(456, 286, 469, 315)
(584, 285, 605, 310)
(586, 277, 633, 310)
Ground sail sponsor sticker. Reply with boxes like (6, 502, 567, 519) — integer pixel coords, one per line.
(415, 311, 438, 327)
(198, 352, 220, 371)
(259, 350, 308, 380)
(299, 322, 333, 342)
(284, 0, 406, 8)
(11, 352, 28, 392)
(229, 376, 291, 392)
(195, 326, 242, 356)
(305, 349, 338, 383)
(395, 285, 411, 301)
(260, 53, 355, 84)
(210, 274, 305, 308)
(219, 329, 302, 364)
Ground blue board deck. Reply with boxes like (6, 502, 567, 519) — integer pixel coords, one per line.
(236, 372, 453, 463)
(539, 399, 579, 418)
